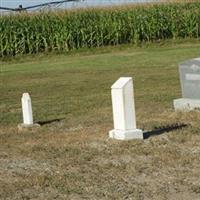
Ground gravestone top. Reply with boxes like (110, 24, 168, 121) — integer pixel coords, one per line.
(179, 57, 200, 99)
(111, 77, 132, 89)
(22, 93, 31, 100)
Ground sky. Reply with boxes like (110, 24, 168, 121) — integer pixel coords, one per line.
(1, 0, 158, 9)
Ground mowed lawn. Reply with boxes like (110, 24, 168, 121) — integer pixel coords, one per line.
(1, 41, 200, 199)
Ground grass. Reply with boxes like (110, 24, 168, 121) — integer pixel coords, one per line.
(1, 39, 200, 199)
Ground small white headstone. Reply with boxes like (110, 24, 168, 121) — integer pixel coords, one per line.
(109, 77, 143, 140)
(21, 93, 33, 125)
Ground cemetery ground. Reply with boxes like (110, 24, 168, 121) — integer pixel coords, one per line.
(1, 39, 200, 199)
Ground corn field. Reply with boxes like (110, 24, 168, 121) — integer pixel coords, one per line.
(1, 2, 200, 57)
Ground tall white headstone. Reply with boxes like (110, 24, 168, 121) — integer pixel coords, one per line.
(109, 77, 143, 140)
(21, 93, 33, 125)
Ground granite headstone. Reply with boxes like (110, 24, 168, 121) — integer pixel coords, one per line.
(174, 57, 200, 111)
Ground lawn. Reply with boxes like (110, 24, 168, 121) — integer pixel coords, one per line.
(1, 40, 200, 199)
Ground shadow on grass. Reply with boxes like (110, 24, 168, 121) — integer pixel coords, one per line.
(143, 123, 189, 139)
(37, 118, 65, 126)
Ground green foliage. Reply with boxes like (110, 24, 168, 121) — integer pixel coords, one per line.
(1, 2, 200, 56)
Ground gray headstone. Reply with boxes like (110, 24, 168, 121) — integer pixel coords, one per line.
(179, 58, 200, 99)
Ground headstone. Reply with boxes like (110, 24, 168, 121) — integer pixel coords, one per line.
(22, 93, 33, 125)
(109, 77, 143, 140)
(174, 57, 200, 111)
(18, 93, 40, 130)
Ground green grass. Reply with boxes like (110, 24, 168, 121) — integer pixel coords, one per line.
(1, 40, 200, 199)
(1, 39, 200, 127)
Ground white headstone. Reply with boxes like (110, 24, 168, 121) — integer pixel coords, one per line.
(21, 93, 33, 125)
(109, 77, 143, 140)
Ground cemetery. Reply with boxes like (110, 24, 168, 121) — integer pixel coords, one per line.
(1, 41, 200, 199)
(1, 1, 200, 199)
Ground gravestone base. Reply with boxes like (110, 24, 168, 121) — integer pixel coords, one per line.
(109, 129, 143, 140)
(174, 98, 200, 111)
(18, 123, 40, 131)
